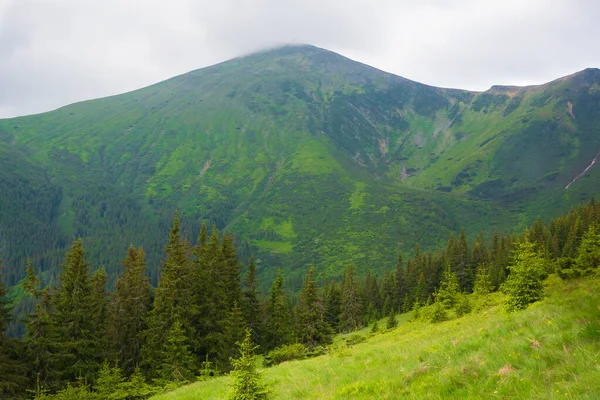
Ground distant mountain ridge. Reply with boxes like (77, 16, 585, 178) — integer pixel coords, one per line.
(0, 44, 599, 288)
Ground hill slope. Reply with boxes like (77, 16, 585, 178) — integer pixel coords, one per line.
(151, 275, 600, 399)
(0, 45, 599, 286)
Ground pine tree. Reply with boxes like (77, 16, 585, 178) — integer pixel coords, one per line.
(436, 266, 459, 309)
(242, 257, 263, 347)
(385, 308, 397, 330)
(502, 237, 546, 312)
(52, 238, 102, 383)
(340, 264, 363, 332)
(394, 254, 406, 311)
(90, 267, 108, 362)
(324, 281, 341, 332)
(143, 211, 198, 378)
(157, 318, 196, 385)
(23, 261, 61, 390)
(473, 265, 492, 297)
(0, 257, 26, 397)
(227, 329, 270, 400)
(573, 223, 600, 276)
(265, 270, 294, 351)
(295, 267, 332, 349)
(107, 246, 153, 375)
(370, 320, 379, 334)
(223, 302, 247, 371)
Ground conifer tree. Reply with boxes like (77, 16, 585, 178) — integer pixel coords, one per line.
(502, 237, 546, 312)
(340, 264, 363, 332)
(223, 302, 247, 371)
(227, 329, 270, 400)
(573, 223, 600, 276)
(157, 319, 196, 385)
(324, 281, 341, 332)
(0, 257, 26, 397)
(295, 267, 332, 349)
(265, 270, 294, 351)
(23, 261, 61, 390)
(242, 257, 263, 346)
(52, 238, 102, 383)
(107, 246, 153, 375)
(473, 265, 492, 297)
(143, 211, 198, 377)
(394, 254, 406, 310)
(90, 267, 108, 362)
(385, 308, 397, 330)
(436, 266, 459, 309)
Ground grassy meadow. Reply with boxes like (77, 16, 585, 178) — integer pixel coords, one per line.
(152, 275, 600, 399)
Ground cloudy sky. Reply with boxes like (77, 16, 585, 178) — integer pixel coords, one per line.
(0, 0, 598, 117)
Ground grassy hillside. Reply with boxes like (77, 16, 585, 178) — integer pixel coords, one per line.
(0, 45, 599, 287)
(151, 274, 600, 399)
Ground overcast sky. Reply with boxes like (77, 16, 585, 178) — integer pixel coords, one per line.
(0, 0, 598, 118)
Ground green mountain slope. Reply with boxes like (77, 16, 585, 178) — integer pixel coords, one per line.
(0, 45, 599, 286)
(150, 275, 600, 399)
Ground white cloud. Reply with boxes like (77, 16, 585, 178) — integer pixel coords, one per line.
(0, 0, 598, 117)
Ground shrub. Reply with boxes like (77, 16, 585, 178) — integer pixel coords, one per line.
(455, 293, 472, 317)
(265, 343, 307, 366)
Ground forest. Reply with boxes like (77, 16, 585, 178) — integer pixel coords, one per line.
(1, 199, 600, 399)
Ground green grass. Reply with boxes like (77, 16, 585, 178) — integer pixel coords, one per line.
(151, 275, 600, 399)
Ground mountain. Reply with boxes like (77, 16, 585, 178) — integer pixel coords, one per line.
(1, 45, 599, 288)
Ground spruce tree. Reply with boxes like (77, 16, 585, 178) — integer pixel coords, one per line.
(324, 281, 341, 332)
(265, 270, 294, 351)
(242, 257, 263, 346)
(107, 246, 153, 375)
(227, 329, 270, 400)
(295, 267, 332, 349)
(23, 261, 61, 390)
(394, 254, 406, 311)
(223, 302, 247, 371)
(436, 266, 459, 309)
(157, 319, 196, 385)
(385, 308, 397, 330)
(0, 257, 26, 397)
(143, 211, 198, 378)
(52, 238, 102, 383)
(340, 264, 363, 332)
(573, 223, 600, 276)
(473, 265, 492, 297)
(502, 238, 546, 312)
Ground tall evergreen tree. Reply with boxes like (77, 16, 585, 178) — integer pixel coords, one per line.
(223, 302, 247, 371)
(157, 318, 196, 385)
(23, 261, 61, 391)
(295, 267, 332, 349)
(52, 238, 102, 383)
(242, 257, 263, 347)
(107, 246, 153, 375)
(265, 270, 294, 351)
(143, 211, 198, 377)
(324, 281, 341, 332)
(502, 237, 546, 312)
(340, 264, 363, 332)
(0, 257, 26, 397)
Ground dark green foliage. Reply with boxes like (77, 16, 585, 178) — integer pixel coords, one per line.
(324, 281, 342, 332)
(0, 258, 27, 397)
(242, 257, 264, 347)
(502, 238, 547, 312)
(107, 246, 153, 375)
(473, 265, 492, 296)
(370, 320, 379, 334)
(266, 343, 308, 366)
(224, 302, 247, 371)
(228, 329, 270, 400)
(143, 211, 197, 377)
(454, 293, 472, 317)
(340, 264, 364, 332)
(428, 298, 447, 323)
(52, 238, 103, 383)
(573, 224, 600, 276)
(436, 266, 460, 309)
(385, 308, 398, 330)
(156, 319, 196, 385)
(265, 270, 294, 351)
(294, 267, 332, 349)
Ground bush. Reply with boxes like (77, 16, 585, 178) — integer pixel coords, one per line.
(428, 300, 447, 323)
(265, 343, 307, 366)
(345, 334, 367, 346)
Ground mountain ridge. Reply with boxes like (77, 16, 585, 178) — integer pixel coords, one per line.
(0, 45, 599, 289)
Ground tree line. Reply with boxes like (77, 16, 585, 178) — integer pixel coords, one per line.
(1, 200, 600, 399)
